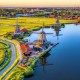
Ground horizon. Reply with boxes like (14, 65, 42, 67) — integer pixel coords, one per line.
(0, 0, 80, 7)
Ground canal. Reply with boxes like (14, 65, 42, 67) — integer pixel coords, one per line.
(25, 24, 80, 80)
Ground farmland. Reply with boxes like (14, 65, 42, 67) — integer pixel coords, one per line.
(0, 43, 5, 65)
(0, 17, 76, 35)
(0, 50, 5, 65)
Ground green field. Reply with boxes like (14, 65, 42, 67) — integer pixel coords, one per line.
(0, 43, 5, 65)
(0, 17, 76, 35)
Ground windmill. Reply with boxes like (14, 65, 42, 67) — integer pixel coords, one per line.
(0, 17, 27, 35)
(51, 10, 63, 40)
(14, 17, 21, 34)
(32, 22, 53, 44)
(54, 18, 60, 40)
(36, 52, 54, 73)
(51, 17, 61, 40)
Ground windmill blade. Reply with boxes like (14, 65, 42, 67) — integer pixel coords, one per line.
(0, 24, 26, 26)
(53, 34, 63, 37)
(32, 31, 40, 34)
(44, 63, 54, 66)
(45, 33, 53, 34)
(35, 63, 54, 67)
(54, 29, 61, 31)
(42, 66, 46, 73)
(57, 36, 59, 40)
(0, 24, 13, 26)
(53, 29, 61, 31)
(32, 31, 53, 34)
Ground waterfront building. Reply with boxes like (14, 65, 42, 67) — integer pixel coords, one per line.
(20, 43, 31, 56)
(39, 31, 47, 43)
(21, 28, 28, 34)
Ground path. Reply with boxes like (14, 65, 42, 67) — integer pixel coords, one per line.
(0, 43, 16, 75)
(0, 38, 22, 80)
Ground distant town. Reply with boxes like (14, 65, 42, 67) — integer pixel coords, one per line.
(0, 7, 80, 19)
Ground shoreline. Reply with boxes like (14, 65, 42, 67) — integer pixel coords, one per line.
(5, 42, 59, 80)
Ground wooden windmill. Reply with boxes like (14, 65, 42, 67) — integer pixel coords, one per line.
(36, 52, 54, 73)
(14, 17, 21, 34)
(54, 15, 61, 40)
(33, 22, 53, 44)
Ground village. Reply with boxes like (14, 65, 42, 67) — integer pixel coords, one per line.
(5, 16, 60, 67)
(0, 7, 80, 80)
(0, 7, 80, 19)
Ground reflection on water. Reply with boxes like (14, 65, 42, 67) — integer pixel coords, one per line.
(39, 53, 53, 73)
(25, 24, 80, 80)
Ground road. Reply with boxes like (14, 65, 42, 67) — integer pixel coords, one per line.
(0, 42, 16, 75)
(0, 38, 22, 80)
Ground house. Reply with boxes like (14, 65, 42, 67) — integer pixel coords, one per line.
(21, 28, 28, 34)
(20, 43, 31, 56)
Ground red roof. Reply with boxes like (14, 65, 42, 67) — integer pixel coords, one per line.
(20, 44, 27, 53)
(21, 28, 28, 33)
(20, 44, 31, 54)
(25, 44, 31, 51)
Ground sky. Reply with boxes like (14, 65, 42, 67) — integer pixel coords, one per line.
(0, 0, 80, 7)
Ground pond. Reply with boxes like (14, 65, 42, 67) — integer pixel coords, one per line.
(25, 24, 80, 80)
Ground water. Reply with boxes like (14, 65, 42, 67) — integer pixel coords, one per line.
(25, 24, 80, 80)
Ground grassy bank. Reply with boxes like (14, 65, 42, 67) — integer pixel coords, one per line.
(0, 41, 10, 66)
(0, 41, 10, 49)
(0, 42, 6, 65)
(0, 50, 5, 65)
(0, 49, 12, 71)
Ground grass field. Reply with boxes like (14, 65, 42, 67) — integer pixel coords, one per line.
(0, 17, 76, 35)
(0, 42, 5, 49)
(0, 43, 5, 65)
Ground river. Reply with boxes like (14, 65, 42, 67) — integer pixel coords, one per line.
(25, 24, 80, 80)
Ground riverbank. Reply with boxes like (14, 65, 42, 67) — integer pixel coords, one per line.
(25, 24, 80, 80)
(5, 42, 59, 80)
